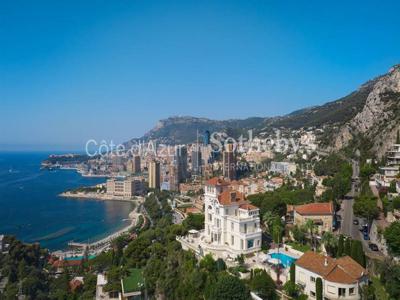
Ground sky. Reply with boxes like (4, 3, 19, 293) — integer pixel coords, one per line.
(1, 0, 400, 150)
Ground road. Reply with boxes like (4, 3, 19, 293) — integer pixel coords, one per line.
(340, 160, 360, 238)
(339, 159, 385, 260)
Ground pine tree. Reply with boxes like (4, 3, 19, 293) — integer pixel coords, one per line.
(337, 235, 344, 257)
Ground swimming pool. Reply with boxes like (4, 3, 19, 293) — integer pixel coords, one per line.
(270, 252, 297, 268)
(64, 255, 96, 261)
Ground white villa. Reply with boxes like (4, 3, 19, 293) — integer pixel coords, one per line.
(178, 177, 262, 257)
(295, 251, 368, 300)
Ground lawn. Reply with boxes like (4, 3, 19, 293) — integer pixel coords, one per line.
(286, 241, 311, 253)
(122, 268, 144, 294)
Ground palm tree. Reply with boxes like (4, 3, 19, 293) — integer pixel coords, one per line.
(305, 219, 317, 251)
(321, 232, 338, 256)
(262, 211, 275, 231)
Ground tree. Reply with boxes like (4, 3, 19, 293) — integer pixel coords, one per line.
(283, 281, 299, 297)
(350, 240, 366, 267)
(200, 254, 217, 273)
(305, 219, 317, 250)
(381, 262, 400, 300)
(321, 232, 337, 257)
(289, 264, 295, 282)
(353, 196, 379, 222)
(250, 269, 277, 300)
(384, 221, 400, 256)
(337, 235, 344, 257)
(344, 237, 352, 256)
(316, 277, 323, 300)
(183, 213, 204, 230)
(207, 274, 251, 300)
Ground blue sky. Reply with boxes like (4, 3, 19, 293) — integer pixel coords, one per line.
(1, 0, 400, 150)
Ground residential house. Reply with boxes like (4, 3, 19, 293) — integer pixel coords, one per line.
(295, 251, 368, 300)
(288, 202, 334, 233)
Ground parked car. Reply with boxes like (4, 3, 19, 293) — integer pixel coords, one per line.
(369, 243, 379, 251)
(353, 219, 359, 225)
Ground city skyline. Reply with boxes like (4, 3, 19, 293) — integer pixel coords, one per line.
(1, 0, 400, 150)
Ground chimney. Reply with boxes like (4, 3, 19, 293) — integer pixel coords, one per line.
(324, 257, 328, 267)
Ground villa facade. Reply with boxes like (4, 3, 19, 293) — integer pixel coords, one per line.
(203, 177, 262, 255)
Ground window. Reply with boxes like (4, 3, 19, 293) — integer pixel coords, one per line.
(310, 291, 315, 297)
(216, 208, 220, 215)
(240, 239, 243, 249)
(208, 214, 212, 221)
(338, 288, 346, 297)
(231, 222, 234, 231)
(247, 239, 254, 248)
(231, 235, 234, 245)
(349, 288, 355, 295)
(310, 276, 315, 282)
(244, 224, 247, 233)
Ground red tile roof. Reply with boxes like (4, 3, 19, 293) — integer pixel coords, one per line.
(294, 202, 333, 216)
(218, 190, 245, 205)
(239, 203, 259, 211)
(206, 177, 230, 186)
(295, 251, 366, 284)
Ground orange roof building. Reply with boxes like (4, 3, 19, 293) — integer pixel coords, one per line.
(291, 202, 335, 233)
(295, 251, 368, 299)
(203, 178, 262, 255)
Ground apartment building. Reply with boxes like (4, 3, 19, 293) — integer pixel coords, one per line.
(106, 178, 144, 197)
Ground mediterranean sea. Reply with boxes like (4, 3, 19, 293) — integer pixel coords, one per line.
(0, 151, 134, 251)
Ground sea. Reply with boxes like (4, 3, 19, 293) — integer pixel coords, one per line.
(0, 151, 134, 251)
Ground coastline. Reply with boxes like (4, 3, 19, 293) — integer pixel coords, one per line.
(52, 200, 143, 258)
(59, 190, 138, 203)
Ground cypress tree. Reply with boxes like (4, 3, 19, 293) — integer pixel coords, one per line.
(290, 263, 295, 282)
(337, 235, 344, 257)
(316, 277, 323, 300)
(351, 240, 366, 267)
(344, 237, 352, 256)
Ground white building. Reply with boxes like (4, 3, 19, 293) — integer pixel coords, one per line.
(203, 177, 262, 255)
(375, 166, 399, 187)
(295, 251, 368, 300)
(106, 178, 144, 197)
(270, 161, 297, 176)
(387, 144, 400, 166)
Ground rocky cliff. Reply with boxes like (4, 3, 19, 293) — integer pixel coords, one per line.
(334, 65, 400, 157)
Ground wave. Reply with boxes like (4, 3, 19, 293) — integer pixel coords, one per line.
(33, 226, 75, 242)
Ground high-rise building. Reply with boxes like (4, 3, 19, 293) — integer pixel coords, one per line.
(133, 155, 141, 173)
(223, 143, 236, 180)
(126, 156, 141, 174)
(204, 130, 211, 145)
(191, 147, 202, 175)
(168, 163, 179, 191)
(149, 160, 161, 189)
(175, 145, 188, 183)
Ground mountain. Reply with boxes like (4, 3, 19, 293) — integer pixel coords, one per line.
(334, 65, 400, 157)
(125, 64, 400, 157)
(125, 116, 270, 145)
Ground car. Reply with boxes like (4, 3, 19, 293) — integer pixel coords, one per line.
(353, 219, 359, 225)
(369, 243, 379, 251)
